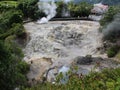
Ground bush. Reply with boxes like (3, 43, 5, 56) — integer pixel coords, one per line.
(99, 5, 120, 58)
(0, 1, 29, 90)
(17, 0, 44, 20)
(17, 61, 30, 74)
(100, 6, 120, 26)
(11, 23, 25, 36)
(0, 1, 18, 13)
(0, 10, 23, 39)
(102, 12, 120, 42)
(107, 45, 120, 57)
(68, 2, 93, 17)
(0, 40, 29, 90)
(0, 23, 25, 39)
(100, 5, 120, 56)
(55, 1, 92, 18)
(0, 10, 23, 33)
(23, 67, 120, 90)
(55, 1, 65, 18)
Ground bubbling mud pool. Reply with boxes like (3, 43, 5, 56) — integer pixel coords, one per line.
(23, 20, 117, 83)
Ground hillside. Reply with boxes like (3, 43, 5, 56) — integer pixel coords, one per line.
(74, 0, 120, 5)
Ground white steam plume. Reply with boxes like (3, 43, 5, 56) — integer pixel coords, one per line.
(37, 0, 57, 24)
(62, 0, 71, 17)
(102, 13, 120, 39)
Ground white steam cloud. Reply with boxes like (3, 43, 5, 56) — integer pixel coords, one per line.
(103, 13, 120, 38)
(62, 0, 71, 17)
(37, 0, 57, 24)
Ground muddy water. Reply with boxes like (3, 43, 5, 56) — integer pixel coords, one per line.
(23, 20, 105, 82)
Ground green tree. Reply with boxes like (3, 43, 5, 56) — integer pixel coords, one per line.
(68, 2, 93, 17)
(0, 23, 25, 40)
(100, 6, 120, 26)
(17, 0, 45, 20)
(56, 1, 64, 18)
(0, 10, 23, 33)
(0, 1, 18, 13)
(0, 10, 24, 40)
(0, 40, 29, 90)
(68, 1, 76, 17)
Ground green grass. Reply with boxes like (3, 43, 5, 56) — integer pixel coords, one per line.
(0, 1, 18, 13)
(0, 1, 18, 6)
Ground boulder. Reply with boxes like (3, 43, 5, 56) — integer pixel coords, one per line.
(75, 55, 93, 65)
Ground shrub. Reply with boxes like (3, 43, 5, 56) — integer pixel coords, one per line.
(0, 10, 23, 33)
(107, 45, 120, 57)
(0, 10, 23, 39)
(23, 67, 120, 90)
(100, 5, 120, 53)
(11, 23, 25, 36)
(102, 12, 120, 42)
(68, 2, 93, 17)
(0, 23, 25, 39)
(107, 49, 117, 57)
(0, 1, 29, 90)
(0, 1, 18, 13)
(17, 61, 30, 74)
(17, 0, 44, 20)
(116, 51, 120, 60)
(100, 6, 120, 26)
(55, 1, 93, 18)
(0, 40, 29, 90)
(55, 1, 65, 18)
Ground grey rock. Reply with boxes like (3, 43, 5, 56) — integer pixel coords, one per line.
(75, 55, 93, 65)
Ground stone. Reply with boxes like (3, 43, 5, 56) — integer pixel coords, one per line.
(75, 56, 93, 65)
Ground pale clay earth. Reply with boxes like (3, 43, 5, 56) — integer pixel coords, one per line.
(23, 20, 115, 83)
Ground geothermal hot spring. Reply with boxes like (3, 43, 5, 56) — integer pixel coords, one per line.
(23, 20, 119, 83)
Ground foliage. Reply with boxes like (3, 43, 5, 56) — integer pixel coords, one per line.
(0, 1, 29, 90)
(23, 68, 120, 90)
(107, 45, 120, 57)
(17, 0, 45, 20)
(55, 1, 92, 18)
(102, 12, 120, 42)
(68, 2, 93, 17)
(100, 6, 120, 26)
(116, 51, 120, 60)
(0, 23, 25, 39)
(0, 10, 23, 33)
(0, 9, 24, 40)
(0, 1, 18, 13)
(55, 1, 65, 18)
(100, 6, 120, 57)
(0, 40, 29, 90)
